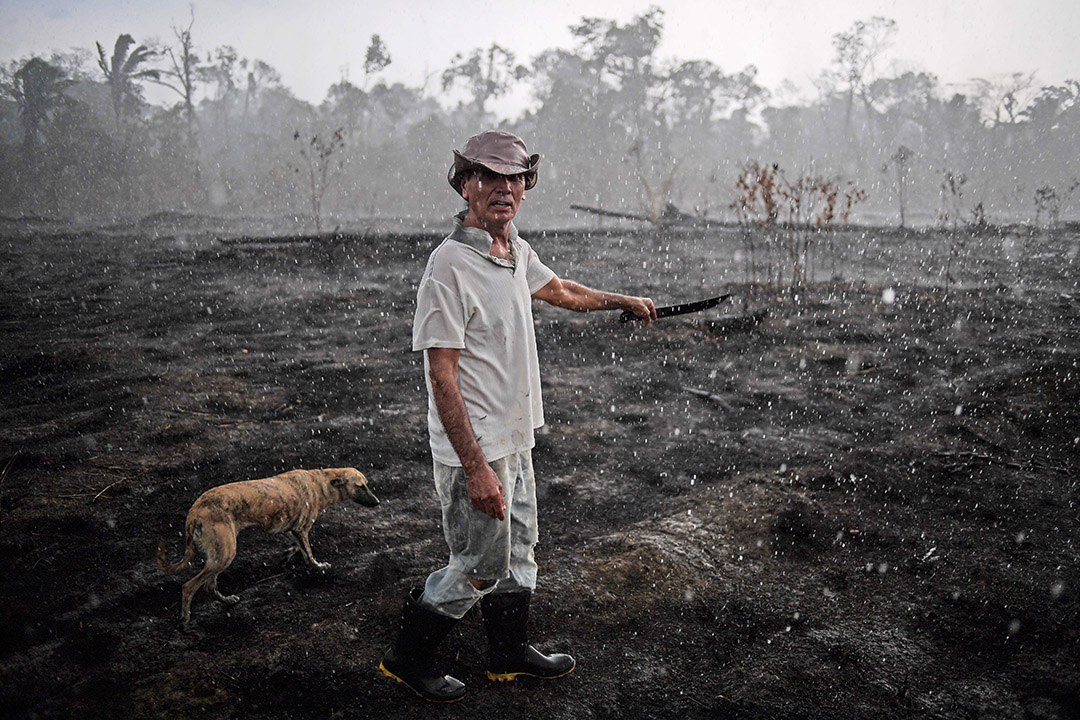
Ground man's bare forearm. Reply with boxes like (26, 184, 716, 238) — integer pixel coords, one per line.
(427, 347, 505, 520)
(427, 350, 487, 473)
(549, 279, 630, 312)
(533, 276, 656, 322)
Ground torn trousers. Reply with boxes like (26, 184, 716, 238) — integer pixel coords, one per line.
(419, 450, 538, 619)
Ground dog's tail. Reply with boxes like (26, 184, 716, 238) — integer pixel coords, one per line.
(156, 533, 194, 573)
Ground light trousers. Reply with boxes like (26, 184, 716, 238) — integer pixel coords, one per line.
(420, 450, 539, 619)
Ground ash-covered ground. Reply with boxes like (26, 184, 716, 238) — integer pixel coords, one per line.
(1, 220, 1077, 719)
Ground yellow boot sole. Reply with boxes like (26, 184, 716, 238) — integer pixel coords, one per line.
(379, 661, 466, 703)
(486, 663, 576, 682)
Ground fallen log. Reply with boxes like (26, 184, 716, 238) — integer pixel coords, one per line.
(570, 204, 653, 222)
(571, 202, 709, 226)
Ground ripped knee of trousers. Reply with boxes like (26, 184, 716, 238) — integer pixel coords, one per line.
(468, 576, 498, 594)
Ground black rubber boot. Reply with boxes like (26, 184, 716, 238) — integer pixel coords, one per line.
(481, 591, 576, 681)
(379, 588, 466, 702)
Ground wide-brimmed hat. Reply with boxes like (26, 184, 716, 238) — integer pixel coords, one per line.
(448, 130, 540, 196)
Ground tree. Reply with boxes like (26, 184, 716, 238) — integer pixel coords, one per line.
(1022, 79, 1080, 130)
(153, 10, 202, 178)
(292, 127, 345, 234)
(830, 17, 897, 141)
(887, 144, 913, 227)
(441, 43, 527, 122)
(571, 6, 664, 91)
(868, 71, 938, 125)
(323, 79, 366, 135)
(199, 45, 241, 147)
(363, 34, 391, 89)
(1034, 181, 1079, 228)
(96, 34, 159, 133)
(242, 58, 282, 129)
(569, 7, 670, 214)
(971, 72, 1036, 126)
(7, 57, 74, 165)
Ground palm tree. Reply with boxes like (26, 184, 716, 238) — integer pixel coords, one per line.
(96, 34, 159, 133)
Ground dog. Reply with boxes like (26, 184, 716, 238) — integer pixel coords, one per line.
(157, 467, 379, 627)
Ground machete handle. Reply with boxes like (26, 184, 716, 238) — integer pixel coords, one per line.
(619, 310, 643, 323)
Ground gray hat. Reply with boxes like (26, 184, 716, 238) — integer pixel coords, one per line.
(448, 130, 540, 196)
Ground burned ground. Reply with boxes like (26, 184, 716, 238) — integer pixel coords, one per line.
(0, 221, 1077, 719)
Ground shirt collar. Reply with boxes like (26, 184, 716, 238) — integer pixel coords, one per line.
(449, 211, 519, 270)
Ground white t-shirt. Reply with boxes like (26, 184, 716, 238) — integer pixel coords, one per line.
(412, 215, 557, 466)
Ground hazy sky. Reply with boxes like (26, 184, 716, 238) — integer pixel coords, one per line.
(2, 0, 1077, 115)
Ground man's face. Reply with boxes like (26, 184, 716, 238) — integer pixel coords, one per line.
(461, 168, 526, 227)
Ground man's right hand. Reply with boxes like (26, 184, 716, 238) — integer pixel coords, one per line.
(467, 464, 505, 521)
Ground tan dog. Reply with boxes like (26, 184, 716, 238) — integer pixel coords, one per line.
(157, 467, 379, 627)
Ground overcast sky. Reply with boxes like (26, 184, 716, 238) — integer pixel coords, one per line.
(2, 0, 1077, 116)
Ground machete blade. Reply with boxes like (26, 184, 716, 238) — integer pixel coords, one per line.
(619, 294, 731, 323)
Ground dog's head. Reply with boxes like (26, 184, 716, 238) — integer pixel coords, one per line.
(331, 468, 380, 508)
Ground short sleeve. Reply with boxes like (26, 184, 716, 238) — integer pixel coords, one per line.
(524, 243, 556, 294)
(412, 277, 466, 351)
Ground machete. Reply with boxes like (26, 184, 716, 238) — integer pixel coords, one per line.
(619, 294, 731, 323)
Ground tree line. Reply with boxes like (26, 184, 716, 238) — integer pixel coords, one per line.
(1, 7, 1077, 229)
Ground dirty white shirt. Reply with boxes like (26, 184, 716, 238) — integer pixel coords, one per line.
(412, 213, 556, 467)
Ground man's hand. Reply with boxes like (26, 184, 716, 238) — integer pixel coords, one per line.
(466, 463, 505, 521)
(622, 295, 657, 325)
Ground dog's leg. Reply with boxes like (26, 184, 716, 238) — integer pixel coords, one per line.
(209, 576, 240, 606)
(181, 564, 219, 628)
(289, 529, 330, 569)
(180, 524, 238, 627)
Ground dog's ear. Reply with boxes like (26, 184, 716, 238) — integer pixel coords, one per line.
(331, 474, 348, 488)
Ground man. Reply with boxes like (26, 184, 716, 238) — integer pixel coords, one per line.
(380, 130, 655, 702)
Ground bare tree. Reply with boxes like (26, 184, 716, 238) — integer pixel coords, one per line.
(971, 72, 1037, 126)
(292, 127, 345, 234)
(830, 17, 897, 142)
(1035, 181, 1079, 228)
(887, 144, 913, 228)
(153, 9, 202, 178)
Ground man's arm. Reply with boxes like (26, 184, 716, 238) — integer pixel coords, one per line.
(426, 347, 505, 521)
(532, 276, 656, 323)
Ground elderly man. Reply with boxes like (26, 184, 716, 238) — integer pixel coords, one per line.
(380, 130, 655, 702)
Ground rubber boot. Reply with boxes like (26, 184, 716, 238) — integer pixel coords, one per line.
(379, 588, 466, 702)
(481, 591, 575, 681)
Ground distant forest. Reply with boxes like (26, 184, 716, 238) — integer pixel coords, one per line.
(2, 7, 1077, 228)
